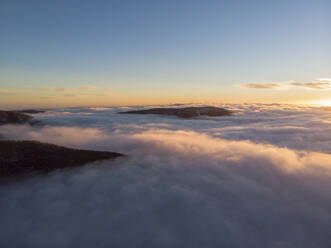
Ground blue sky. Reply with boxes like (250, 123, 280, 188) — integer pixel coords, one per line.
(0, 0, 330, 107)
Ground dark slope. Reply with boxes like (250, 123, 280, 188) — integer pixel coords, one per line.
(15, 109, 46, 114)
(0, 140, 123, 177)
(0, 110, 33, 125)
(119, 106, 232, 119)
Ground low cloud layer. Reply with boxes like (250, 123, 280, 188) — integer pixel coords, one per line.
(0, 125, 107, 147)
(239, 79, 331, 90)
(1, 104, 331, 247)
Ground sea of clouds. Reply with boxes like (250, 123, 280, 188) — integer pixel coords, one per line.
(0, 104, 331, 247)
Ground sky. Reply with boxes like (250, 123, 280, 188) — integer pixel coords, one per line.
(1, 0, 331, 108)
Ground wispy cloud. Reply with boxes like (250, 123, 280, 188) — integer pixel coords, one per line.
(36, 85, 114, 99)
(317, 78, 331, 81)
(39, 85, 97, 92)
(238, 79, 331, 90)
(289, 81, 331, 90)
(61, 93, 113, 98)
(0, 89, 16, 95)
(55, 85, 97, 92)
(237, 82, 288, 89)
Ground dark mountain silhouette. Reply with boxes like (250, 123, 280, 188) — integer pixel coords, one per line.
(0, 110, 33, 125)
(120, 106, 232, 118)
(15, 109, 46, 114)
(0, 140, 123, 178)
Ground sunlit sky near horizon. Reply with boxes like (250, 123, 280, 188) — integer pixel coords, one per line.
(1, 0, 330, 108)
